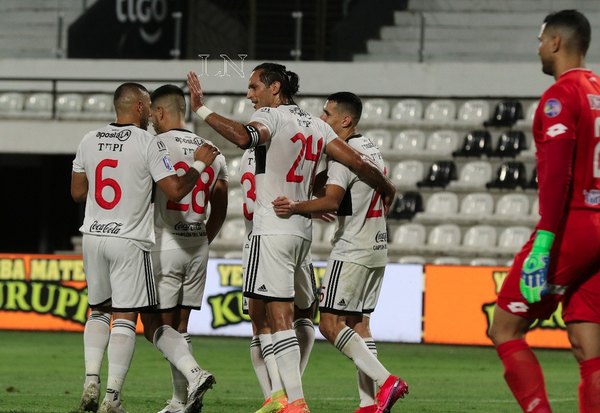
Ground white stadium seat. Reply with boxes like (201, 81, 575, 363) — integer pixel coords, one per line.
(391, 223, 427, 250)
(219, 218, 246, 241)
(486, 193, 531, 225)
(23, 92, 53, 118)
(497, 226, 532, 255)
(423, 99, 456, 126)
(361, 98, 390, 124)
(433, 256, 461, 265)
(80, 93, 114, 120)
(298, 97, 324, 117)
(392, 129, 426, 155)
(425, 224, 461, 253)
(232, 97, 255, 121)
(55, 93, 84, 117)
(226, 156, 244, 186)
(390, 160, 425, 188)
(449, 160, 493, 191)
(414, 191, 458, 223)
(460, 225, 497, 255)
(0, 92, 24, 116)
(391, 99, 423, 125)
(204, 95, 234, 115)
(469, 258, 499, 266)
(453, 192, 494, 224)
(425, 130, 459, 156)
(456, 99, 489, 126)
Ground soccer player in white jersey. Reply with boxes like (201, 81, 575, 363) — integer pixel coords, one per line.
(187, 63, 396, 413)
(273, 92, 408, 413)
(71, 82, 220, 413)
(240, 148, 317, 413)
(147, 84, 228, 413)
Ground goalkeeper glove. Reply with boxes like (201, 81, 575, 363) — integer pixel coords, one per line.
(520, 230, 555, 303)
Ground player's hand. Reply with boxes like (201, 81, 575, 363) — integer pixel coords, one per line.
(382, 184, 396, 217)
(312, 211, 336, 222)
(520, 230, 555, 303)
(194, 143, 219, 166)
(272, 196, 296, 218)
(187, 71, 205, 111)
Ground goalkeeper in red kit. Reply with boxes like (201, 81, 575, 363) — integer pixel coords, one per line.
(489, 9, 600, 413)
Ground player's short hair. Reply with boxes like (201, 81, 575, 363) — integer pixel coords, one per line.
(544, 9, 591, 55)
(253, 62, 299, 102)
(150, 84, 186, 114)
(326, 91, 363, 124)
(113, 82, 148, 107)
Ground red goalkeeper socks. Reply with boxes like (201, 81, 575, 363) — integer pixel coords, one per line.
(579, 356, 600, 413)
(496, 339, 551, 413)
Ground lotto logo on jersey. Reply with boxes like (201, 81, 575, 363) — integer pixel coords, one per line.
(543, 98, 562, 117)
(546, 123, 568, 138)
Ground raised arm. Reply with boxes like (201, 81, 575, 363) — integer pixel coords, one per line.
(187, 71, 270, 149)
(324, 137, 396, 215)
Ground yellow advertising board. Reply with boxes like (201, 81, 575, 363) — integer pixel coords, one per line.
(423, 265, 570, 349)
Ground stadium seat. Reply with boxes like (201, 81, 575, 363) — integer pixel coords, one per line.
(453, 192, 494, 224)
(525, 167, 538, 190)
(496, 193, 530, 218)
(424, 130, 459, 156)
(364, 129, 393, 150)
(391, 223, 427, 250)
(81, 93, 114, 120)
(484, 99, 524, 127)
(204, 95, 234, 115)
(391, 160, 425, 188)
(218, 218, 246, 241)
(227, 187, 244, 216)
(423, 99, 456, 126)
(425, 224, 461, 253)
(456, 100, 489, 126)
(392, 129, 426, 155)
(469, 257, 499, 266)
(414, 191, 458, 223)
(298, 97, 324, 117)
(433, 256, 462, 265)
(517, 101, 538, 126)
(388, 191, 424, 220)
(23, 92, 53, 118)
(312, 221, 324, 243)
(361, 98, 390, 123)
(497, 226, 532, 255)
(452, 130, 493, 158)
(486, 161, 527, 189)
(449, 160, 493, 191)
(55, 93, 84, 118)
(390, 99, 423, 125)
(417, 160, 457, 188)
(0, 92, 24, 116)
(492, 130, 527, 157)
(460, 225, 497, 256)
(226, 156, 243, 186)
(232, 97, 255, 121)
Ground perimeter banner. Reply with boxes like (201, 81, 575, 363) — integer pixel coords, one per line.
(423, 265, 570, 349)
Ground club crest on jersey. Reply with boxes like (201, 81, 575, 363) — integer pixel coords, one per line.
(588, 94, 600, 110)
(543, 98, 561, 117)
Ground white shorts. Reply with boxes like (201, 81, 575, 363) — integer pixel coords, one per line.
(82, 234, 158, 311)
(243, 234, 312, 301)
(242, 250, 316, 313)
(319, 260, 384, 315)
(151, 241, 209, 310)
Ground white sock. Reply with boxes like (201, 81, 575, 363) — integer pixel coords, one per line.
(168, 332, 192, 404)
(104, 318, 136, 405)
(272, 329, 303, 402)
(83, 311, 110, 387)
(294, 318, 315, 375)
(357, 338, 377, 406)
(250, 335, 271, 399)
(259, 334, 284, 395)
(153, 325, 201, 383)
(334, 327, 389, 386)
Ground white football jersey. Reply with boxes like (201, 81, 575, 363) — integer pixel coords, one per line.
(73, 123, 176, 250)
(240, 148, 256, 239)
(326, 134, 388, 267)
(250, 105, 337, 240)
(153, 129, 228, 251)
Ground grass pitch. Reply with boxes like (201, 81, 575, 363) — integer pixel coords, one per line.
(0, 331, 579, 412)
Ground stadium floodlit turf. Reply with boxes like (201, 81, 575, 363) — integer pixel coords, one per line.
(0, 331, 578, 413)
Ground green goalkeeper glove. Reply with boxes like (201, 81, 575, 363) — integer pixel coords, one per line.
(520, 230, 555, 303)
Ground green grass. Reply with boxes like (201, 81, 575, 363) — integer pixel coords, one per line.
(0, 331, 579, 413)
